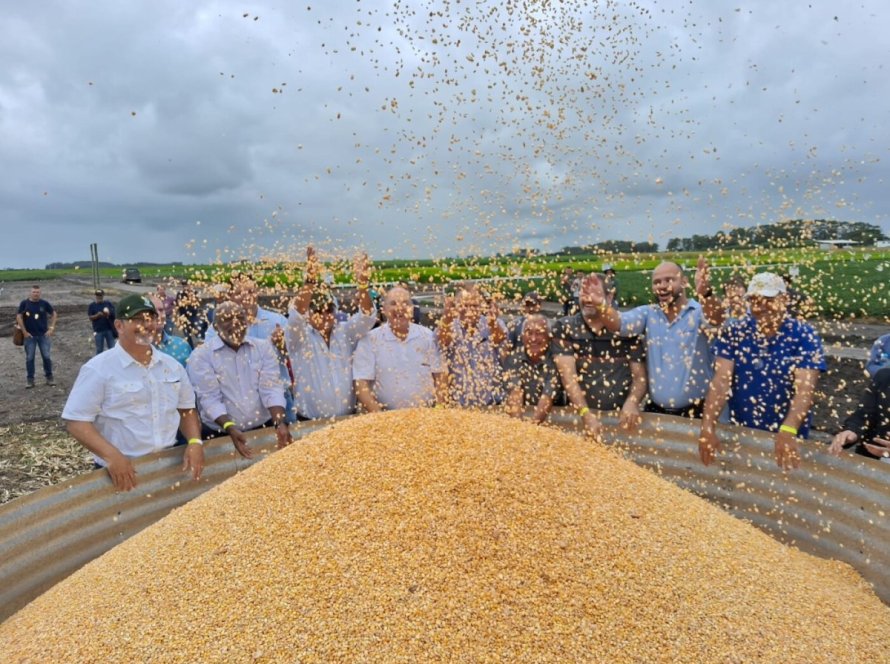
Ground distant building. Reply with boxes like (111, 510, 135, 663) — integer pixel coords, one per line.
(814, 239, 860, 251)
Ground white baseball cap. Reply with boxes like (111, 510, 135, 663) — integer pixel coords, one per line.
(746, 272, 786, 298)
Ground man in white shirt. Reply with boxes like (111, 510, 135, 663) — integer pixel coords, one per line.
(286, 246, 377, 419)
(353, 286, 445, 411)
(62, 294, 204, 492)
(187, 302, 292, 458)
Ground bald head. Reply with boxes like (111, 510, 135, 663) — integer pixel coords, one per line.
(383, 286, 413, 331)
(214, 301, 248, 348)
(652, 262, 688, 307)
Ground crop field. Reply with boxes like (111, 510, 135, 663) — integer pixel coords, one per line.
(3, 247, 889, 317)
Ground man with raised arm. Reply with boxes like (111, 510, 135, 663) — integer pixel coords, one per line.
(588, 258, 723, 418)
(437, 284, 508, 407)
(551, 274, 647, 439)
(353, 286, 446, 412)
(286, 246, 376, 419)
(62, 294, 204, 491)
(698, 273, 825, 470)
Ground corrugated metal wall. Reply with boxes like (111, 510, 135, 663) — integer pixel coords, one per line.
(1, 412, 887, 623)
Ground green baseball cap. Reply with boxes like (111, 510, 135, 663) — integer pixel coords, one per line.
(118, 293, 158, 320)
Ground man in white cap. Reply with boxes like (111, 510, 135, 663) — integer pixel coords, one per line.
(698, 272, 826, 470)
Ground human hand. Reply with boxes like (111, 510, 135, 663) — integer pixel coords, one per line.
(698, 426, 721, 466)
(828, 430, 858, 456)
(775, 429, 801, 471)
(275, 423, 293, 449)
(694, 255, 711, 298)
(229, 427, 253, 459)
(353, 251, 371, 286)
(305, 245, 320, 283)
(863, 436, 890, 459)
(582, 412, 603, 441)
(182, 443, 205, 480)
(105, 451, 137, 492)
(618, 401, 642, 432)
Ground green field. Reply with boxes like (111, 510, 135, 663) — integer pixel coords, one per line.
(3, 248, 889, 318)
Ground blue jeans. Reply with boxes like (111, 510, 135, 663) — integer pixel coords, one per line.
(24, 335, 53, 382)
(94, 329, 116, 354)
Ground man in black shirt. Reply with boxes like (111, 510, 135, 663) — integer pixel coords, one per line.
(551, 273, 647, 438)
(16, 285, 57, 388)
(87, 289, 116, 354)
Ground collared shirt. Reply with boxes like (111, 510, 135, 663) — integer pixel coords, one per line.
(87, 300, 116, 332)
(502, 348, 559, 406)
(156, 333, 192, 368)
(206, 306, 290, 381)
(62, 344, 195, 466)
(867, 334, 890, 378)
(186, 336, 284, 431)
(620, 300, 713, 409)
(286, 307, 377, 419)
(714, 315, 826, 437)
(353, 323, 443, 409)
(552, 313, 645, 411)
(18, 299, 54, 336)
(444, 316, 507, 407)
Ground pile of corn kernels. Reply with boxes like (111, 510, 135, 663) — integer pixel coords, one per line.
(2, 408, 888, 662)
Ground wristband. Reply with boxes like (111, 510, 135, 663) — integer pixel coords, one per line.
(779, 425, 798, 436)
(578, 407, 590, 416)
(187, 438, 203, 446)
(222, 421, 236, 431)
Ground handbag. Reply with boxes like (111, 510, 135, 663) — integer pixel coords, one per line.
(13, 323, 24, 346)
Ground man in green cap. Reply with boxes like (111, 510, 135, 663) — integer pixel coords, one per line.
(62, 293, 204, 491)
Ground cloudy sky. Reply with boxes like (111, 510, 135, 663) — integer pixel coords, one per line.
(2, 1, 888, 268)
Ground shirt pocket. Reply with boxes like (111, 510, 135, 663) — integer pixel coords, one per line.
(106, 380, 149, 417)
(159, 376, 183, 411)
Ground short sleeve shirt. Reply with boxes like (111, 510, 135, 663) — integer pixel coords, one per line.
(502, 349, 559, 406)
(620, 301, 713, 409)
(714, 315, 826, 437)
(88, 300, 115, 332)
(18, 299, 54, 336)
(552, 313, 645, 411)
(352, 323, 444, 409)
(62, 345, 196, 465)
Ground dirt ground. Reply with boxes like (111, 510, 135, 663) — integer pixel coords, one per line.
(0, 278, 886, 503)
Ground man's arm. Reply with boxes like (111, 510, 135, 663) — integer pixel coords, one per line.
(553, 354, 602, 438)
(773, 368, 819, 470)
(47, 307, 58, 337)
(66, 420, 137, 491)
(694, 255, 725, 327)
(432, 372, 449, 406)
(436, 295, 457, 349)
(532, 394, 554, 424)
(698, 357, 735, 466)
(353, 252, 373, 315)
(619, 360, 648, 431)
(178, 408, 204, 480)
(15, 311, 29, 338)
(355, 379, 383, 413)
(293, 245, 319, 316)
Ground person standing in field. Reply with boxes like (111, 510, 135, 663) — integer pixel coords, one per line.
(286, 246, 377, 419)
(437, 284, 508, 407)
(503, 314, 561, 424)
(17, 285, 57, 388)
(353, 286, 446, 412)
(87, 289, 116, 354)
(584, 258, 723, 418)
(551, 274, 647, 438)
(62, 294, 204, 491)
(698, 273, 826, 470)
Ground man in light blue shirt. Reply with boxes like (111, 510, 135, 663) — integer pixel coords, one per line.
(593, 259, 722, 417)
(286, 247, 376, 420)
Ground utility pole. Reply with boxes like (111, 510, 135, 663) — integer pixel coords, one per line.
(89, 243, 100, 291)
